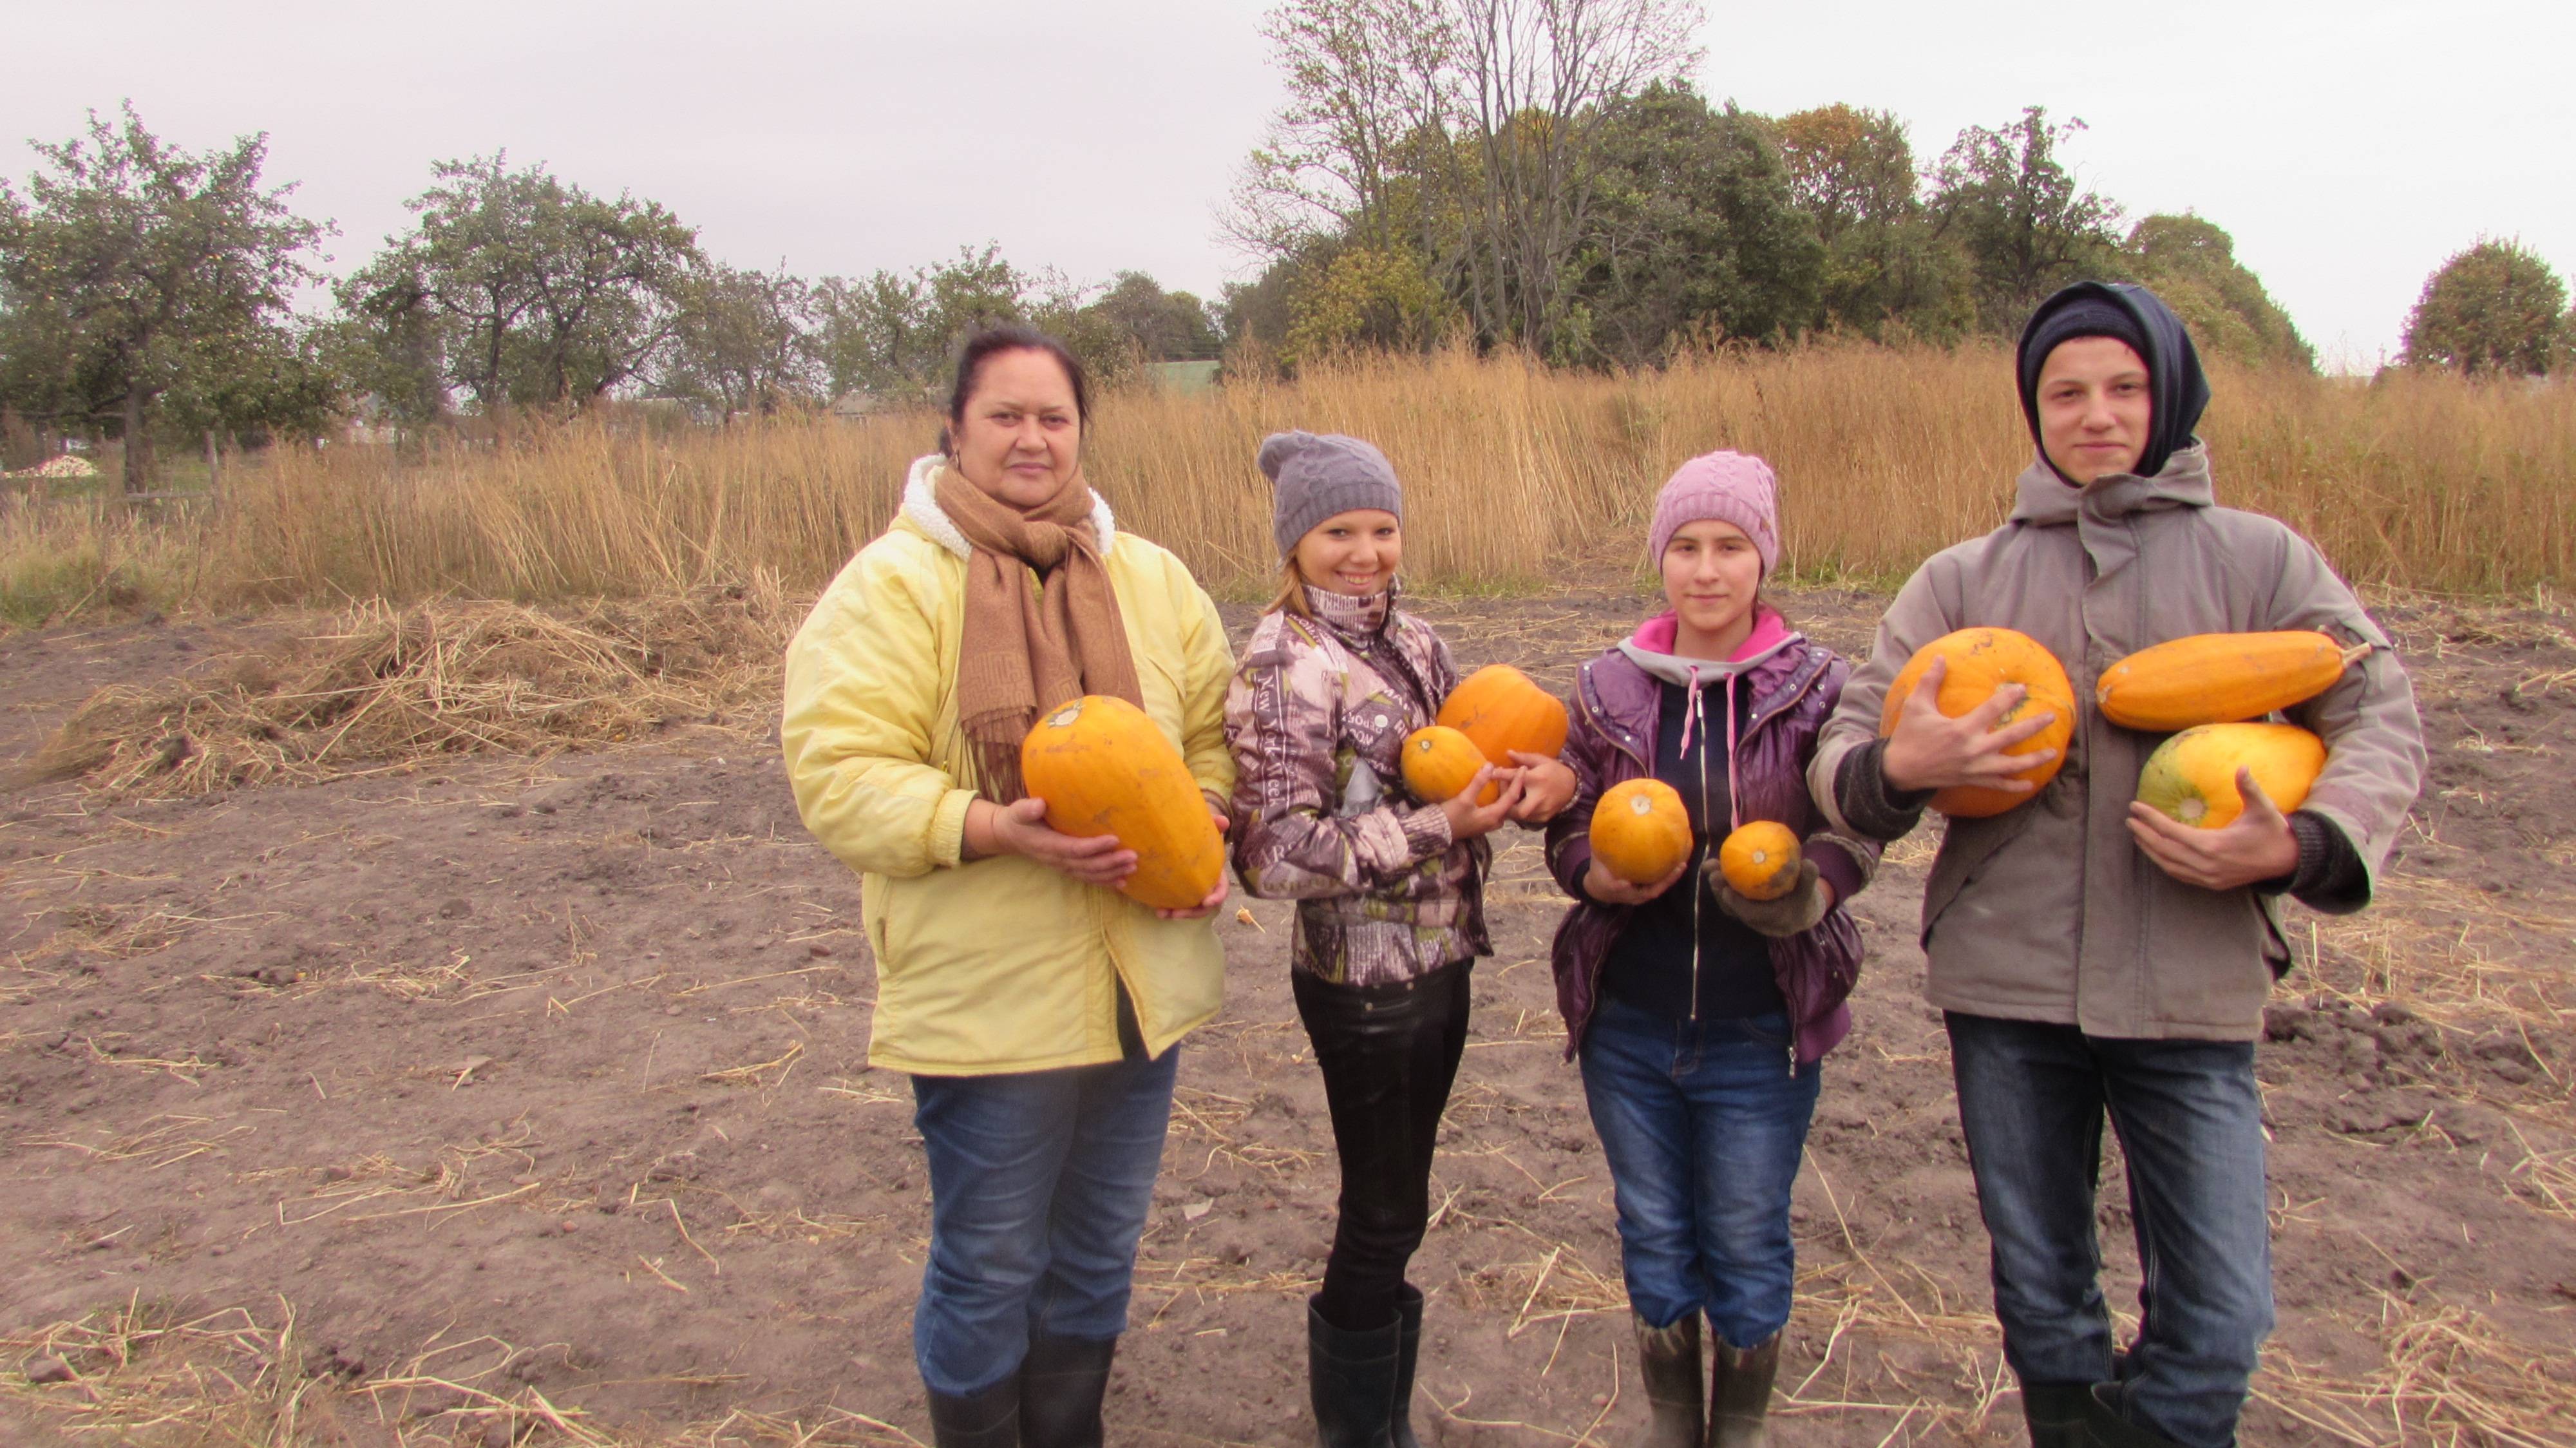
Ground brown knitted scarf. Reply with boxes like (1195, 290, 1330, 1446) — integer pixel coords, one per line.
(936, 461, 1142, 802)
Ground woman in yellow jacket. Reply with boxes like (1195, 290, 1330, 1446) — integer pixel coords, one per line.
(782, 325, 1235, 1447)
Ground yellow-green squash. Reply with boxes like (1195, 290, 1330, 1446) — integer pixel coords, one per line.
(2134, 722, 2327, 829)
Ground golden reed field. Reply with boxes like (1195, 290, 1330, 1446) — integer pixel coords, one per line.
(3, 342, 2572, 625)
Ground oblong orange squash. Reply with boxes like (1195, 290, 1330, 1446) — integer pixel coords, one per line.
(1877, 627, 2076, 818)
(1401, 725, 1497, 806)
(1437, 665, 1569, 768)
(1020, 695, 1224, 910)
(2096, 631, 2369, 731)
(1591, 779, 1692, 884)
(2134, 722, 2326, 830)
(1718, 821, 1803, 901)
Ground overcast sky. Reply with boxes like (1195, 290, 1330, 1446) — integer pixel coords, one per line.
(12, 1, 2569, 370)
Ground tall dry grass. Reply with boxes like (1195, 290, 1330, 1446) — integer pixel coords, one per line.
(5, 343, 2570, 625)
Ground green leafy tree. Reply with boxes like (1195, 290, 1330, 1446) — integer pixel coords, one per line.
(1234, 0, 1702, 359)
(658, 265, 817, 420)
(1573, 86, 1823, 365)
(1282, 242, 1457, 365)
(2122, 214, 2311, 370)
(1775, 104, 1968, 340)
(1083, 272, 1224, 361)
(1930, 106, 2122, 333)
(811, 245, 1027, 401)
(2400, 240, 2567, 376)
(0, 103, 330, 490)
(337, 156, 699, 419)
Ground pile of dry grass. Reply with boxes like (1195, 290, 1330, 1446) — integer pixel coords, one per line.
(31, 578, 797, 797)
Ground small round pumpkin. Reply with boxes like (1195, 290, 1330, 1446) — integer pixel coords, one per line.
(1877, 627, 2077, 818)
(1717, 821, 1803, 901)
(2134, 722, 2327, 830)
(1590, 779, 1692, 885)
(1437, 665, 1569, 768)
(1401, 725, 1497, 806)
(1020, 695, 1224, 910)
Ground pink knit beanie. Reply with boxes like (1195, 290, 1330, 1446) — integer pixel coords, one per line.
(1649, 451, 1780, 576)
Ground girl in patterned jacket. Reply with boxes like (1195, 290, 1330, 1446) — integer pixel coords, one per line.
(1224, 430, 1573, 1447)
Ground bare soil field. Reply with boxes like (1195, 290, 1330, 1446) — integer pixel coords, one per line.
(1, 582, 2571, 1447)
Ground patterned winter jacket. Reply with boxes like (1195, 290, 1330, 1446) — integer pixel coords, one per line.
(1225, 586, 1490, 987)
(1545, 609, 1879, 1065)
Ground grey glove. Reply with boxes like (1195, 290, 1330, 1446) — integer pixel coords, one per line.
(1707, 858, 1828, 938)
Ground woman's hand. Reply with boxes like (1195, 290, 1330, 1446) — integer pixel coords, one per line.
(1505, 752, 1578, 823)
(2126, 768, 2300, 891)
(1154, 808, 1235, 919)
(1879, 656, 2060, 796)
(1439, 766, 1526, 842)
(1584, 854, 1687, 906)
(965, 797, 1138, 886)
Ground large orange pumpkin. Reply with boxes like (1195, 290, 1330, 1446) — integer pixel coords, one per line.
(1717, 821, 1803, 901)
(2095, 631, 2369, 731)
(1400, 725, 1497, 806)
(2134, 722, 2327, 830)
(1877, 628, 2076, 818)
(1020, 695, 1224, 911)
(1591, 779, 1692, 884)
(1437, 665, 1569, 767)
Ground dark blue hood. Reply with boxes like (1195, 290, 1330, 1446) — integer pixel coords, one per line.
(2014, 281, 2210, 483)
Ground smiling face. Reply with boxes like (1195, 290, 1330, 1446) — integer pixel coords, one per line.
(947, 347, 1083, 508)
(2036, 336, 2152, 485)
(1661, 518, 1763, 649)
(1291, 508, 1403, 596)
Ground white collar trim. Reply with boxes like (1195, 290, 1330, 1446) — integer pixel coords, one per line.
(902, 454, 1117, 560)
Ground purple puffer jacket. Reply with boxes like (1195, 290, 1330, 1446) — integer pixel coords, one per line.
(1544, 611, 1879, 1065)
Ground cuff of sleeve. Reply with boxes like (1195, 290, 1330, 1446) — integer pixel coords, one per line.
(1808, 838, 1866, 905)
(929, 789, 977, 869)
(1399, 804, 1454, 861)
(2273, 810, 2365, 905)
(1837, 739, 1933, 841)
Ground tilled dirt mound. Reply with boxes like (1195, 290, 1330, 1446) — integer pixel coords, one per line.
(1, 584, 2571, 1446)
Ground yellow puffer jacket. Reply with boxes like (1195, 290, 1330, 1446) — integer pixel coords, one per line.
(782, 458, 1236, 1076)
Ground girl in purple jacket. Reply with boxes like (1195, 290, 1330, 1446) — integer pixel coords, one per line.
(1543, 453, 1877, 1448)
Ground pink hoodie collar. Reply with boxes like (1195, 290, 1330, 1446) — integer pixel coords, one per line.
(1627, 605, 1792, 665)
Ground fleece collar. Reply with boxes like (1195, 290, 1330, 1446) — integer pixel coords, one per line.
(900, 453, 1117, 560)
(1616, 605, 1799, 688)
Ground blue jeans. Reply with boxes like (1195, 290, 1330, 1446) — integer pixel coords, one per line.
(1578, 999, 1819, 1346)
(908, 1047, 1179, 1396)
(1947, 1013, 2274, 1448)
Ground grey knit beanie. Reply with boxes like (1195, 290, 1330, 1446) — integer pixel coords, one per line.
(1259, 431, 1403, 560)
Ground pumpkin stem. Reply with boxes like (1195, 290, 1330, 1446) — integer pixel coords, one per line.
(2338, 642, 2372, 667)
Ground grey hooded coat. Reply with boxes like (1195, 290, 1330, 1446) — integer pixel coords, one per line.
(1809, 446, 2426, 1041)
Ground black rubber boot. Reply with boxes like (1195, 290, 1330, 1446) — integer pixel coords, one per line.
(925, 1373, 1019, 1448)
(1390, 1284, 1425, 1448)
(1629, 1311, 1703, 1448)
(1707, 1331, 1779, 1448)
(2081, 1382, 2191, 1448)
(2020, 1382, 2094, 1448)
(1019, 1334, 1117, 1448)
(1308, 1295, 1402, 1448)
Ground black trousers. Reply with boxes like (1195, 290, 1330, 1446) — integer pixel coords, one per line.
(1292, 958, 1473, 1332)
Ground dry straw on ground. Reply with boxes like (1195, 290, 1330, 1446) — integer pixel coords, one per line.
(5, 343, 2571, 628)
(26, 579, 796, 797)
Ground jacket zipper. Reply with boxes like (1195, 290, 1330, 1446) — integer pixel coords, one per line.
(1690, 683, 1707, 1025)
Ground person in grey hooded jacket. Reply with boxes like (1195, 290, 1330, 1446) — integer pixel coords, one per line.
(1810, 283, 2424, 1448)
